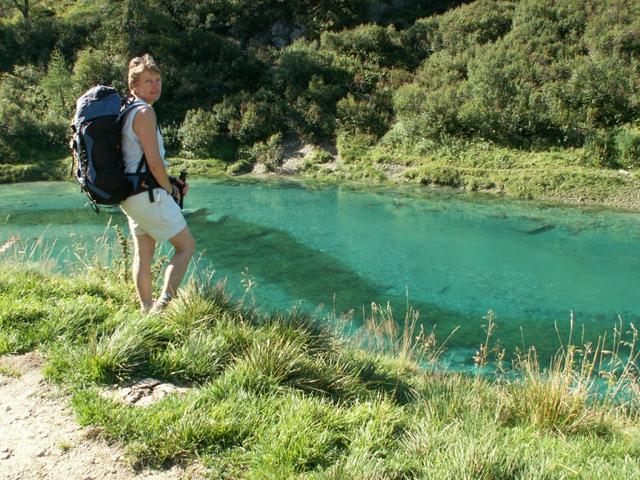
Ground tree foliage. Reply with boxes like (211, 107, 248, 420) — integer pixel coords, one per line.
(0, 0, 638, 169)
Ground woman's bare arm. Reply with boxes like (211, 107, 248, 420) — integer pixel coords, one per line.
(133, 106, 173, 193)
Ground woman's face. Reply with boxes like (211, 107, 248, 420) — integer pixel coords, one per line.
(133, 69, 162, 105)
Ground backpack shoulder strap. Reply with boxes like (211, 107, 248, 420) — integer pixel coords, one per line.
(118, 100, 146, 124)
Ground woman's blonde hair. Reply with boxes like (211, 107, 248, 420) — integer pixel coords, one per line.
(127, 54, 161, 90)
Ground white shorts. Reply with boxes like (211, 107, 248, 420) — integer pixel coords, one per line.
(120, 188, 187, 241)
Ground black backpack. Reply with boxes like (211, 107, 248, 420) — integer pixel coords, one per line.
(70, 85, 147, 212)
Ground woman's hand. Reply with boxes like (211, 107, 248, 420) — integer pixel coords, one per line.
(176, 178, 189, 197)
(169, 183, 182, 203)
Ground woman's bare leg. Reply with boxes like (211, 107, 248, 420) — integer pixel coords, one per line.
(132, 233, 156, 311)
(153, 227, 195, 310)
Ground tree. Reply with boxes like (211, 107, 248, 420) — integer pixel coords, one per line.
(41, 49, 73, 117)
(2, 0, 30, 20)
(124, 0, 142, 57)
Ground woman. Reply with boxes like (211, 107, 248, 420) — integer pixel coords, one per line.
(120, 54, 196, 313)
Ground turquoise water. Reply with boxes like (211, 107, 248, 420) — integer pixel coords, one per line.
(1, 179, 639, 368)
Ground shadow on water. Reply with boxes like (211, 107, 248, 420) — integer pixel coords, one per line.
(188, 210, 624, 367)
(189, 212, 383, 314)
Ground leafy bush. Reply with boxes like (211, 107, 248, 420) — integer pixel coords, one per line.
(249, 133, 284, 172)
(320, 24, 409, 68)
(0, 16, 58, 71)
(614, 125, 640, 169)
(292, 95, 336, 143)
(230, 89, 288, 144)
(0, 65, 67, 163)
(437, 0, 515, 54)
(178, 108, 226, 159)
(336, 93, 392, 138)
(551, 55, 637, 132)
(583, 0, 640, 58)
(72, 47, 127, 94)
(393, 82, 466, 140)
(274, 44, 353, 140)
(306, 148, 334, 165)
(336, 132, 378, 164)
(226, 157, 255, 175)
(398, 17, 441, 65)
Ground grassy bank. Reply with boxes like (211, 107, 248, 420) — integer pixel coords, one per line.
(170, 140, 640, 211)
(0, 157, 68, 184)
(297, 137, 640, 211)
(1, 237, 640, 478)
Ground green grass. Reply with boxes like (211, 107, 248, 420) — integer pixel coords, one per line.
(167, 158, 229, 178)
(1, 237, 640, 478)
(0, 157, 68, 184)
(302, 136, 640, 210)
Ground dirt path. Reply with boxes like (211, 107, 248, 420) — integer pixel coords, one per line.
(0, 353, 195, 480)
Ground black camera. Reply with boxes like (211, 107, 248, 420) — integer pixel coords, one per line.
(169, 170, 188, 209)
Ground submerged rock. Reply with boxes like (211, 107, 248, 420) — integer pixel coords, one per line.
(526, 224, 555, 235)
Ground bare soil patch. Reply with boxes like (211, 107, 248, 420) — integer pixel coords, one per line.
(0, 353, 198, 480)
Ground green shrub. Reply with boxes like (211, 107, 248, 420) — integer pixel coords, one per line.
(336, 132, 377, 164)
(0, 16, 57, 71)
(583, 0, 640, 58)
(274, 45, 351, 97)
(305, 148, 334, 166)
(394, 82, 466, 140)
(552, 55, 637, 133)
(320, 24, 408, 68)
(249, 133, 283, 172)
(226, 157, 255, 175)
(336, 93, 392, 138)
(72, 47, 127, 94)
(178, 108, 225, 159)
(159, 122, 180, 156)
(438, 0, 515, 54)
(0, 65, 67, 163)
(584, 129, 619, 169)
(388, 0, 640, 152)
(459, 40, 558, 144)
(231, 90, 287, 144)
(399, 17, 441, 65)
(292, 95, 336, 142)
(274, 44, 352, 140)
(614, 125, 640, 169)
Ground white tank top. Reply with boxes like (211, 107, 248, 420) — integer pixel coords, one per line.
(121, 100, 166, 174)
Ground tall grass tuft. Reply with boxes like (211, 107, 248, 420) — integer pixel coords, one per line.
(354, 295, 459, 368)
(495, 315, 640, 436)
(164, 277, 249, 334)
(93, 313, 172, 382)
(250, 394, 349, 477)
(152, 330, 234, 382)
